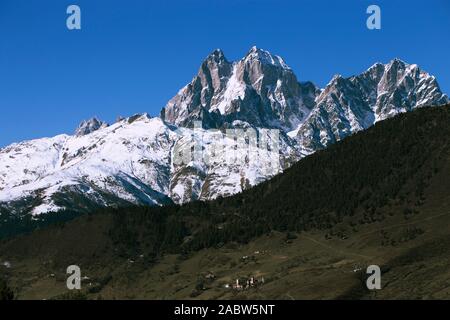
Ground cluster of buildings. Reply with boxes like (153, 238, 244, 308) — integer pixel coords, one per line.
(225, 276, 265, 291)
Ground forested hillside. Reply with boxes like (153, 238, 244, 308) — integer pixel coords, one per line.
(107, 104, 450, 256)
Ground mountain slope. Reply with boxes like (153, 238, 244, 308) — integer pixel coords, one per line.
(0, 48, 448, 215)
(1, 104, 450, 299)
(0, 115, 176, 216)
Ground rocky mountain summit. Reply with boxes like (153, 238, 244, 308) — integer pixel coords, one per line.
(161, 47, 318, 131)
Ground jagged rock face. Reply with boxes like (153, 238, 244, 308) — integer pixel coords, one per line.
(162, 47, 319, 130)
(294, 59, 449, 151)
(373, 59, 449, 119)
(161, 49, 233, 128)
(75, 118, 108, 137)
(0, 48, 448, 215)
(168, 127, 299, 204)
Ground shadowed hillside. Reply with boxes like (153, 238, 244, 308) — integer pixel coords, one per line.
(1, 104, 450, 300)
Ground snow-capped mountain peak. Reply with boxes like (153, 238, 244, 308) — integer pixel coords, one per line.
(293, 58, 448, 152)
(243, 46, 291, 70)
(162, 47, 317, 130)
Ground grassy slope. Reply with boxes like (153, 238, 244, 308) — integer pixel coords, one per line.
(1, 105, 450, 300)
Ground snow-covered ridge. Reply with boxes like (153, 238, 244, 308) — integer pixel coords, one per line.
(244, 46, 291, 70)
(1, 48, 448, 215)
(0, 115, 177, 215)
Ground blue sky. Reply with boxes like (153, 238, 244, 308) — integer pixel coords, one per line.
(0, 0, 449, 146)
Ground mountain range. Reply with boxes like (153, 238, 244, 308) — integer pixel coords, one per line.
(0, 47, 448, 216)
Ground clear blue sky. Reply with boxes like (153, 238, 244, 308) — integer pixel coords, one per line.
(0, 0, 449, 146)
